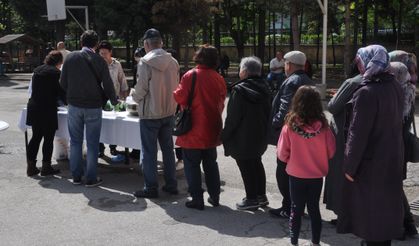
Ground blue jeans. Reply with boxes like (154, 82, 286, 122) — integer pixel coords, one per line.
(139, 116, 177, 191)
(183, 148, 220, 201)
(68, 105, 102, 182)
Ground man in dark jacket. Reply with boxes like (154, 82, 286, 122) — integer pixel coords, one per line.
(268, 51, 315, 218)
(222, 56, 272, 211)
(60, 30, 117, 187)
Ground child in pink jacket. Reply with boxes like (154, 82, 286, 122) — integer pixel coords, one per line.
(277, 85, 336, 246)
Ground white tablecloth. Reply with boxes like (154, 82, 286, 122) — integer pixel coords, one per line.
(18, 108, 142, 149)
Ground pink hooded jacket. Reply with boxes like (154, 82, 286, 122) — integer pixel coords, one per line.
(277, 121, 336, 178)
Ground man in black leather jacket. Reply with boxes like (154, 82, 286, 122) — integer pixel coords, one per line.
(268, 51, 315, 218)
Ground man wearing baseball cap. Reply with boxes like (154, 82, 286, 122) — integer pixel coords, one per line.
(268, 50, 315, 218)
(132, 28, 180, 198)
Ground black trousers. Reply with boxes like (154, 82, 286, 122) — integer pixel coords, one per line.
(27, 124, 56, 162)
(276, 159, 291, 211)
(235, 157, 266, 200)
(289, 175, 323, 245)
(183, 148, 220, 201)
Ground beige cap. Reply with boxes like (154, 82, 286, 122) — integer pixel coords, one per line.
(284, 51, 307, 66)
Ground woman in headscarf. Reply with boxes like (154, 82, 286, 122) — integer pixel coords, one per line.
(388, 58, 418, 239)
(337, 45, 405, 246)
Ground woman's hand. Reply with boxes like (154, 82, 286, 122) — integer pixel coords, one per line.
(345, 173, 354, 182)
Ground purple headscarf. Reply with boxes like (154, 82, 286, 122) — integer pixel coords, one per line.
(355, 45, 390, 81)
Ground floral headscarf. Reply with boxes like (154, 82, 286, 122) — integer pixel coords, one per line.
(355, 45, 390, 81)
(389, 62, 415, 118)
(389, 50, 417, 85)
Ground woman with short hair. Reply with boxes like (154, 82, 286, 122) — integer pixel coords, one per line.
(173, 44, 227, 210)
(222, 56, 272, 211)
(26, 51, 66, 176)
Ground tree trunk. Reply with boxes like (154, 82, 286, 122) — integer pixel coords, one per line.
(125, 31, 131, 68)
(396, 0, 403, 49)
(268, 9, 271, 58)
(55, 20, 66, 44)
(299, 4, 304, 44)
(273, 11, 276, 55)
(331, 31, 336, 67)
(362, 0, 369, 46)
(214, 14, 221, 53)
(415, 18, 419, 57)
(183, 32, 190, 71)
(258, 6, 266, 63)
(172, 32, 181, 60)
(291, 0, 300, 50)
(253, 9, 257, 55)
(353, 0, 359, 58)
(202, 23, 209, 44)
(344, 0, 352, 77)
(316, 13, 321, 67)
(373, 1, 378, 41)
(391, 8, 397, 38)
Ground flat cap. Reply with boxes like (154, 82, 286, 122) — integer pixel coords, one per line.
(284, 51, 306, 66)
(142, 28, 162, 41)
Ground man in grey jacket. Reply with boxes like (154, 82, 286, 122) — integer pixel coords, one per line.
(60, 30, 117, 187)
(132, 28, 179, 198)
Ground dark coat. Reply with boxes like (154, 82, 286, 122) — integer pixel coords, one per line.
(268, 70, 314, 145)
(222, 76, 272, 159)
(26, 64, 66, 130)
(337, 73, 405, 241)
(323, 75, 363, 214)
(60, 49, 117, 108)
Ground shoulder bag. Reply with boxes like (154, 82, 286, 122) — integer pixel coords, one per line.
(173, 70, 196, 136)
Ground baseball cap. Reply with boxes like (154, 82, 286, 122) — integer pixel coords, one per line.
(142, 28, 162, 41)
(284, 51, 307, 66)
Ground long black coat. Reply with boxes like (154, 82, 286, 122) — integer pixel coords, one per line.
(26, 64, 66, 130)
(323, 75, 363, 214)
(222, 76, 272, 159)
(337, 73, 405, 241)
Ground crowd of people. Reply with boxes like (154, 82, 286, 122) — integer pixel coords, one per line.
(24, 28, 418, 245)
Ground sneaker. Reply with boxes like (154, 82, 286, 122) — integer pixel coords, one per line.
(269, 207, 290, 218)
(162, 185, 179, 195)
(129, 150, 140, 160)
(207, 197, 220, 207)
(110, 148, 118, 156)
(98, 152, 104, 158)
(133, 189, 158, 198)
(85, 177, 103, 187)
(257, 195, 269, 207)
(236, 198, 259, 211)
(72, 177, 82, 185)
(185, 199, 204, 210)
(111, 154, 126, 163)
(40, 166, 60, 176)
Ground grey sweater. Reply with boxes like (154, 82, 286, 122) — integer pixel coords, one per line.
(60, 49, 117, 108)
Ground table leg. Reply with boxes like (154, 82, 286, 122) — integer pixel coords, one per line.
(24, 130, 28, 161)
(124, 147, 129, 165)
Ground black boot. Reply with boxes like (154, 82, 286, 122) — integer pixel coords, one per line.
(40, 161, 60, 176)
(27, 160, 40, 176)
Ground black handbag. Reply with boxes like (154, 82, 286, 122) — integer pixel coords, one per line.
(173, 70, 196, 136)
(406, 111, 419, 163)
